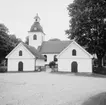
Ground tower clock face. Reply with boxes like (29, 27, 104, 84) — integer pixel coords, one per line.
(34, 27, 37, 30)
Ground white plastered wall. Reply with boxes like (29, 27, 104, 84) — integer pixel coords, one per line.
(28, 32, 44, 49)
(58, 58, 92, 72)
(57, 42, 92, 72)
(58, 42, 90, 59)
(43, 54, 58, 64)
(36, 59, 45, 66)
(7, 58, 35, 71)
(7, 43, 35, 72)
(8, 44, 34, 59)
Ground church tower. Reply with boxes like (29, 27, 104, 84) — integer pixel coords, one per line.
(28, 14, 45, 49)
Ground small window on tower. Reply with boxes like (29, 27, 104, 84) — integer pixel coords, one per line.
(33, 35, 37, 40)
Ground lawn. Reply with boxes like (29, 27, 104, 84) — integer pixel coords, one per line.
(0, 72, 106, 105)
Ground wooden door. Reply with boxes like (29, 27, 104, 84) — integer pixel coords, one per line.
(71, 61, 78, 72)
(18, 62, 23, 71)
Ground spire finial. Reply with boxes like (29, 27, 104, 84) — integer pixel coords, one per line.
(34, 13, 40, 22)
(36, 13, 38, 17)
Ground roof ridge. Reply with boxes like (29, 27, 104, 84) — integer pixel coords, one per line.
(39, 40, 72, 54)
(44, 40, 71, 42)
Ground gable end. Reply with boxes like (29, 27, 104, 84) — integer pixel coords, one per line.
(57, 40, 93, 58)
(6, 42, 35, 58)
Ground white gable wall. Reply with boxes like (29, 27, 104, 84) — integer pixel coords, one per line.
(6, 43, 36, 72)
(58, 42, 92, 72)
(8, 45, 34, 59)
(58, 42, 90, 59)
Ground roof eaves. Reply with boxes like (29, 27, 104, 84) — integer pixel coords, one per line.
(23, 43, 45, 59)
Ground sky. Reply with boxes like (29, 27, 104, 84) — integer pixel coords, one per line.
(0, 0, 73, 41)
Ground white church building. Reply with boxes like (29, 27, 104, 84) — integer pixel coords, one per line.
(6, 14, 93, 72)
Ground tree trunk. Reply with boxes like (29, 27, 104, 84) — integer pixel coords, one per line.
(98, 58, 102, 67)
(96, 52, 105, 68)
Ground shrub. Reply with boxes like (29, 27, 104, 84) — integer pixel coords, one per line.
(93, 67, 106, 75)
(35, 66, 46, 72)
(41, 66, 46, 71)
(49, 61, 56, 68)
(0, 66, 7, 73)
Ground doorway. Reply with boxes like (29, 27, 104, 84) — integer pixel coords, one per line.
(18, 61, 23, 71)
(71, 61, 78, 72)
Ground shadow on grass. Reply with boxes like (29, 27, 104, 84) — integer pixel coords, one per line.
(50, 71, 106, 78)
(82, 92, 106, 105)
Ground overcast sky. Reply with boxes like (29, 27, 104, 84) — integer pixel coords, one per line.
(0, 0, 73, 41)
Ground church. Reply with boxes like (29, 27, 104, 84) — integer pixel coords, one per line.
(6, 14, 93, 72)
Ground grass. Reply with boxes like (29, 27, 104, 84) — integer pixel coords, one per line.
(51, 71, 106, 78)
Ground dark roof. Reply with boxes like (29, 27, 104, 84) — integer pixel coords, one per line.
(38, 40, 72, 54)
(49, 38, 61, 41)
(23, 43, 45, 59)
(29, 22, 44, 33)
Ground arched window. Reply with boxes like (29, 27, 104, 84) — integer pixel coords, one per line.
(44, 55, 47, 62)
(54, 55, 57, 62)
(33, 34, 37, 40)
(72, 49, 76, 56)
(19, 50, 22, 56)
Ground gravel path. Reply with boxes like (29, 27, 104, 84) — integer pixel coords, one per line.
(0, 72, 106, 105)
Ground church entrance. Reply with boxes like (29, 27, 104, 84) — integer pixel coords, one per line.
(71, 61, 78, 73)
(18, 61, 23, 71)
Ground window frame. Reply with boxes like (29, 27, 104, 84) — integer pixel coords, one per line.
(72, 49, 76, 56)
(54, 55, 58, 62)
(44, 55, 47, 62)
(19, 50, 22, 56)
(33, 34, 37, 40)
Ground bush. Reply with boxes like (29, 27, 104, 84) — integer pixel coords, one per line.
(35, 66, 46, 72)
(93, 67, 106, 75)
(49, 61, 56, 68)
(41, 66, 46, 71)
(0, 66, 7, 73)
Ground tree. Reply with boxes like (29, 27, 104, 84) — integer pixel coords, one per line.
(66, 0, 106, 67)
(0, 24, 21, 63)
(0, 24, 12, 63)
(9, 34, 22, 46)
(25, 36, 29, 45)
(0, 24, 9, 33)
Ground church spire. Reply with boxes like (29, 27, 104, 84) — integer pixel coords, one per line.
(29, 13, 44, 33)
(34, 13, 40, 23)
